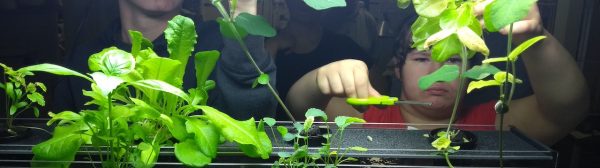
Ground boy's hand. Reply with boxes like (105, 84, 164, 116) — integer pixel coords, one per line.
(474, 0, 544, 43)
(315, 59, 380, 99)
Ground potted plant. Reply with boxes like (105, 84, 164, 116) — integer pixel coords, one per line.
(30, 15, 272, 167)
(1, 63, 92, 142)
(394, 0, 547, 167)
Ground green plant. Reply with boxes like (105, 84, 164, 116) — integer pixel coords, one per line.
(31, 15, 271, 167)
(396, 0, 546, 167)
(1, 62, 94, 137)
(270, 108, 367, 168)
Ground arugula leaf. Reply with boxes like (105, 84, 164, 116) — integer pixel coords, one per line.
(200, 106, 271, 158)
(139, 57, 182, 87)
(174, 139, 211, 167)
(464, 65, 501, 80)
(165, 15, 197, 80)
(305, 108, 328, 121)
(32, 133, 83, 162)
(185, 118, 219, 158)
(132, 142, 159, 168)
(194, 50, 220, 89)
(18, 63, 92, 82)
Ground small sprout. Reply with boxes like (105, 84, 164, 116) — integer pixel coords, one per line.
(367, 135, 373, 141)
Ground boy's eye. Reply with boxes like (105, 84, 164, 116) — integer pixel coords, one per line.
(414, 57, 429, 62)
(445, 57, 461, 64)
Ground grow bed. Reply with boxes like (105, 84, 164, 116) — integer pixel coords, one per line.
(0, 118, 556, 167)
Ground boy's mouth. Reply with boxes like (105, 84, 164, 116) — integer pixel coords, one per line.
(425, 85, 449, 96)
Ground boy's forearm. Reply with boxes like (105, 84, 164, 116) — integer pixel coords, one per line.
(521, 30, 589, 125)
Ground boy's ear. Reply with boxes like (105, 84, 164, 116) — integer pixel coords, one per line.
(391, 57, 402, 80)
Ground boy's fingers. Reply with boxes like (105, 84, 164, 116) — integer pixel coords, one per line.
(354, 66, 370, 99)
(341, 70, 357, 98)
(474, 0, 493, 16)
(368, 86, 381, 97)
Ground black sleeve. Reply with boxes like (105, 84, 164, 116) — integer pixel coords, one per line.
(208, 35, 277, 120)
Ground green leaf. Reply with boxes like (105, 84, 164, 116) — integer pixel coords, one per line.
(508, 36, 547, 61)
(200, 106, 271, 158)
(467, 80, 501, 93)
(334, 116, 366, 130)
(130, 98, 161, 120)
(417, 65, 459, 90)
(303, 0, 346, 10)
(456, 27, 489, 56)
(90, 72, 124, 96)
(91, 47, 136, 76)
(493, 71, 522, 84)
(348, 146, 368, 152)
(276, 126, 288, 136)
(139, 57, 182, 86)
(413, 0, 448, 18)
(9, 105, 17, 115)
(165, 15, 197, 80)
(109, 105, 133, 119)
(27, 92, 45, 106)
(217, 18, 248, 39)
(464, 65, 501, 80)
(263, 117, 276, 127)
(277, 152, 292, 158)
(129, 30, 143, 56)
(424, 29, 454, 49)
(482, 57, 509, 64)
(47, 111, 82, 126)
(411, 16, 441, 50)
(185, 118, 219, 158)
(35, 82, 46, 92)
(18, 63, 92, 82)
(239, 130, 272, 159)
(257, 73, 270, 85)
(483, 0, 538, 32)
(431, 136, 451, 151)
(305, 108, 328, 121)
(32, 133, 83, 161)
(174, 139, 211, 167)
(5, 82, 14, 100)
(397, 0, 411, 9)
(132, 142, 159, 168)
(129, 79, 190, 101)
(303, 116, 315, 132)
(164, 115, 189, 141)
(33, 107, 39, 118)
(194, 50, 220, 89)
(431, 34, 461, 62)
(234, 13, 276, 37)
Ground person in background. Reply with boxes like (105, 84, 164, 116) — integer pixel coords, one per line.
(265, 0, 369, 120)
(54, 0, 277, 120)
(287, 3, 589, 145)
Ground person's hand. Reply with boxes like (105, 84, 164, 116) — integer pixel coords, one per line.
(234, 0, 258, 16)
(315, 59, 380, 98)
(475, 0, 544, 43)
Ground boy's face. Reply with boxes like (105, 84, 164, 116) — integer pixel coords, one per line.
(122, 0, 183, 15)
(399, 49, 463, 118)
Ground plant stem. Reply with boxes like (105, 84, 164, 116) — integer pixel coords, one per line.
(446, 46, 469, 135)
(498, 23, 515, 168)
(444, 152, 455, 168)
(212, 0, 296, 122)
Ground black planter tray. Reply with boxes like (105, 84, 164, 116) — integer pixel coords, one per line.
(0, 119, 557, 167)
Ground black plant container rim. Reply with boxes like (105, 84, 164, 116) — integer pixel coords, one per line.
(0, 125, 32, 143)
(428, 128, 477, 150)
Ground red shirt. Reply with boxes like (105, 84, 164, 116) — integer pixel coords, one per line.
(363, 100, 497, 130)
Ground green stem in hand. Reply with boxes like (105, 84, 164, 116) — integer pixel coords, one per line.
(212, 0, 296, 122)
